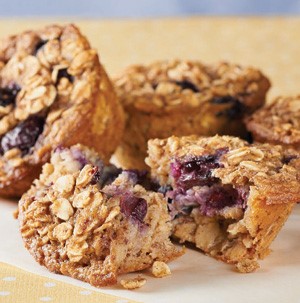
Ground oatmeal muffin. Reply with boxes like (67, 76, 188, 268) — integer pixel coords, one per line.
(146, 135, 300, 272)
(246, 95, 300, 149)
(0, 24, 124, 197)
(113, 60, 270, 169)
(19, 145, 183, 287)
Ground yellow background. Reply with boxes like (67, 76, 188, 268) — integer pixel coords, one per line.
(0, 18, 298, 99)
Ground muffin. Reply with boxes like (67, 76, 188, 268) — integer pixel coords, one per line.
(19, 144, 183, 287)
(113, 60, 270, 169)
(246, 95, 300, 149)
(146, 135, 300, 272)
(0, 24, 124, 197)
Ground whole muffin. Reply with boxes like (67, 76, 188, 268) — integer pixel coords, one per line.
(0, 24, 124, 197)
(246, 95, 300, 149)
(113, 60, 270, 170)
(146, 135, 300, 272)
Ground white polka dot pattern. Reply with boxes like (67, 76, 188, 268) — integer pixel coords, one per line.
(44, 282, 56, 288)
(39, 297, 53, 302)
(2, 276, 16, 281)
(79, 290, 92, 295)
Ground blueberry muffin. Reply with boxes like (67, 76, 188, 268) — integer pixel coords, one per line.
(113, 60, 270, 170)
(19, 145, 183, 287)
(146, 135, 300, 272)
(0, 24, 124, 197)
(246, 96, 300, 149)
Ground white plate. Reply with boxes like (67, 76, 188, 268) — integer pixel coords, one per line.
(1, 198, 299, 303)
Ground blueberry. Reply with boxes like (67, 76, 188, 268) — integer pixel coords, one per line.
(34, 40, 48, 55)
(211, 96, 245, 119)
(171, 148, 228, 191)
(97, 165, 121, 187)
(124, 169, 160, 191)
(174, 80, 199, 92)
(0, 84, 20, 107)
(56, 68, 74, 84)
(120, 194, 147, 223)
(197, 185, 248, 217)
(245, 132, 253, 144)
(282, 155, 298, 165)
(0, 116, 44, 155)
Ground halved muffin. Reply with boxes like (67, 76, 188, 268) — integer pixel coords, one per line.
(146, 135, 300, 272)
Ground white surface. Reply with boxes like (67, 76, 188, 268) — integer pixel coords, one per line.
(0, 198, 300, 303)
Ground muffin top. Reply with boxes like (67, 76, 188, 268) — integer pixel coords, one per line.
(246, 95, 300, 146)
(114, 59, 270, 114)
(146, 135, 300, 205)
(0, 24, 107, 181)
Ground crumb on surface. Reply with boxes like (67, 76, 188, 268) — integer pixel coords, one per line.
(151, 261, 171, 278)
(120, 275, 147, 290)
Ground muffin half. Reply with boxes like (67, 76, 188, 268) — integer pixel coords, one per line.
(146, 135, 300, 272)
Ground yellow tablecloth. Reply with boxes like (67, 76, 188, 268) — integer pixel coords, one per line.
(0, 262, 139, 303)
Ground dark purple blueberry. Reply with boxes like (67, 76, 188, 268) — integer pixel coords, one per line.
(98, 165, 122, 187)
(282, 155, 298, 165)
(245, 132, 253, 144)
(171, 148, 228, 191)
(34, 40, 48, 55)
(56, 68, 74, 84)
(125, 169, 148, 184)
(174, 80, 199, 92)
(120, 194, 147, 223)
(152, 82, 159, 90)
(168, 184, 248, 218)
(152, 80, 199, 93)
(198, 185, 242, 216)
(0, 84, 20, 107)
(0, 116, 44, 156)
(124, 169, 160, 191)
(211, 96, 245, 119)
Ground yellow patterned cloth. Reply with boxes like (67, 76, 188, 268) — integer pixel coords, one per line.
(0, 262, 139, 303)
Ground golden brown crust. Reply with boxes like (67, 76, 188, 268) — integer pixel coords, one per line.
(113, 60, 270, 170)
(19, 145, 183, 287)
(146, 135, 299, 271)
(246, 95, 300, 148)
(0, 24, 124, 198)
